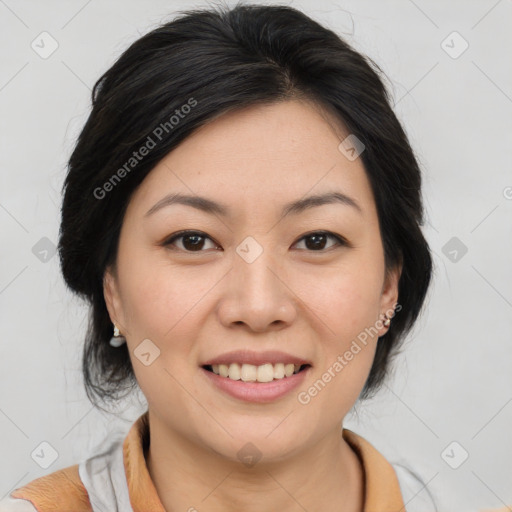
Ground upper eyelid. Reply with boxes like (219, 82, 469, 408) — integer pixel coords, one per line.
(165, 230, 220, 247)
(293, 232, 347, 249)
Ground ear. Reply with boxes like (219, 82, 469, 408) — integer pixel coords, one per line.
(378, 262, 402, 335)
(103, 265, 126, 333)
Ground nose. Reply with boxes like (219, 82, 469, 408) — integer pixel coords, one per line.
(216, 249, 297, 333)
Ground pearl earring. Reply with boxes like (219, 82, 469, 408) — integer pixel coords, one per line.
(383, 314, 391, 327)
(109, 323, 126, 347)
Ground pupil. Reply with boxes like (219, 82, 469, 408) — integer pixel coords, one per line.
(184, 234, 204, 251)
(306, 234, 326, 250)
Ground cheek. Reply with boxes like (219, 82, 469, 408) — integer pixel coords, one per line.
(116, 242, 223, 355)
(302, 261, 383, 339)
(295, 256, 383, 402)
(297, 273, 380, 416)
(116, 258, 205, 407)
(120, 266, 197, 340)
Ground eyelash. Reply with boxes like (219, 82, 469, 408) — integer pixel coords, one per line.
(163, 230, 348, 253)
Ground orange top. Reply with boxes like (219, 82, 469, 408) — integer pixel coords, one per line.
(6, 411, 409, 511)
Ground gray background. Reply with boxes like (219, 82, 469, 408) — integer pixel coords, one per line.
(1, 0, 511, 510)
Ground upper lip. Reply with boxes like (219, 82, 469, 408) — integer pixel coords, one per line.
(201, 350, 312, 367)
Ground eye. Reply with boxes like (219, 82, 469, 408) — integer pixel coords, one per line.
(163, 230, 348, 253)
(293, 231, 347, 251)
(164, 230, 221, 252)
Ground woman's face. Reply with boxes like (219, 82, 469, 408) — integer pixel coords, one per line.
(104, 99, 400, 462)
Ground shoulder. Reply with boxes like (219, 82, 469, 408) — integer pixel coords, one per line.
(0, 464, 92, 512)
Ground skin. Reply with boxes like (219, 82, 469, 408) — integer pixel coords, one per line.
(103, 99, 401, 512)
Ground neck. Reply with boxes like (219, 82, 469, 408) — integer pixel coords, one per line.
(145, 412, 365, 512)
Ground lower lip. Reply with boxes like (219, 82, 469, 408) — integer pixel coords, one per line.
(200, 366, 311, 403)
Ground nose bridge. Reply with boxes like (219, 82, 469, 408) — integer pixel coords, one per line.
(234, 242, 280, 294)
(218, 236, 296, 330)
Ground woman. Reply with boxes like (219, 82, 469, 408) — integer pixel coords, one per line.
(1, 3, 436, 511)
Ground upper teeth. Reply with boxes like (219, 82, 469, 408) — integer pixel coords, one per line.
(210, 363, 303, 382)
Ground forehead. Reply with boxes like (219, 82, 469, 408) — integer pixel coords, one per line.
(127, 99, 376, 221)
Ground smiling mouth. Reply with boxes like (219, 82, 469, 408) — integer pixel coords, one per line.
(202, 363, 311, 383)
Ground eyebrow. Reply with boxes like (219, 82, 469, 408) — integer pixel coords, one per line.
(144, 191, 362, 219)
